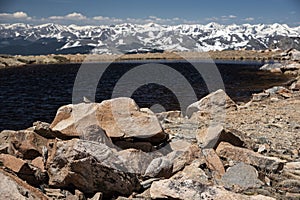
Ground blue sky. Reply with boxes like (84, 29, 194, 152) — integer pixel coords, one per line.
(0, 0, 299, 26)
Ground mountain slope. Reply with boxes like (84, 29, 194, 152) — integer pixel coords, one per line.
(0, 23, 299, 55)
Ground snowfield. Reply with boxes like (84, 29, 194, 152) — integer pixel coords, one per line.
(0, 22, 299, 55)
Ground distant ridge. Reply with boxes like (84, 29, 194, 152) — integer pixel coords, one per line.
(0, 23, 299, 55)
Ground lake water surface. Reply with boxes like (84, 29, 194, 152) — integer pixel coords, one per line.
(0, 60, 292, 131)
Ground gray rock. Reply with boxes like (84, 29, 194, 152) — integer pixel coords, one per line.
(165, 144, 205, 174)
(150, 175, 274, 200)
(289, 49, 300, 61)
(144, 157, 173, 178)
(0, 171, 48, 200)
(203, 148, 225, 179)
(81, 124, 115, 148)
(216, 142, 286, 172)
(264, 86, 289, 95)
(47, 139, 140, 196)
(221, 162, 263, 190)
(186, 89, 237, 118)
(252, 92, 270, 101)
(151, 178, 207, 200)
(259, 63, 283, 71)
(196, 125, 244, 149)
(252, 86, 292, 101)
(290, 79, 300, 91)
(117, 148, 155, 174)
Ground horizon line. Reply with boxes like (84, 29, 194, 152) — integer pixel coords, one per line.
(1, 22, 300, 28)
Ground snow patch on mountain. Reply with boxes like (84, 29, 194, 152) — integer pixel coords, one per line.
(0, 22, 299, 55)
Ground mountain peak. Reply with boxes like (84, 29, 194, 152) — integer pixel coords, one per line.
(205, 22, 222, 29)
(0, 22, 299, 55)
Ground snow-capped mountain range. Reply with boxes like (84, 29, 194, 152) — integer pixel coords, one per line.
(0, 22, 299, 55)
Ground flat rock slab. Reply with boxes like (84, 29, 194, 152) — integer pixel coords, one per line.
(47, 139, 141, 196)
(50, 103, 100, 137)
(284, 162, 300, 170)
(50, 97, 166, 143)
(197, 125, 244, 149)
(150, 178, 274, 200)
(186, 89, 237, 118)
(221, 162, 263, 190)
(216, 142, 286, 172)
(96, 98, 165, 142)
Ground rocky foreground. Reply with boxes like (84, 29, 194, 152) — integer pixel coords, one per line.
(0, 58, 300, 200)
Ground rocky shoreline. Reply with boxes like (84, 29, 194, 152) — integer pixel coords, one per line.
(0, 49, 300, 68)
(0, 50, 300, 200)
(1, 61, 300, 199)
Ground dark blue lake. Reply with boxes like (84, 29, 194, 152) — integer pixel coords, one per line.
(0, 60, 292, 131)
